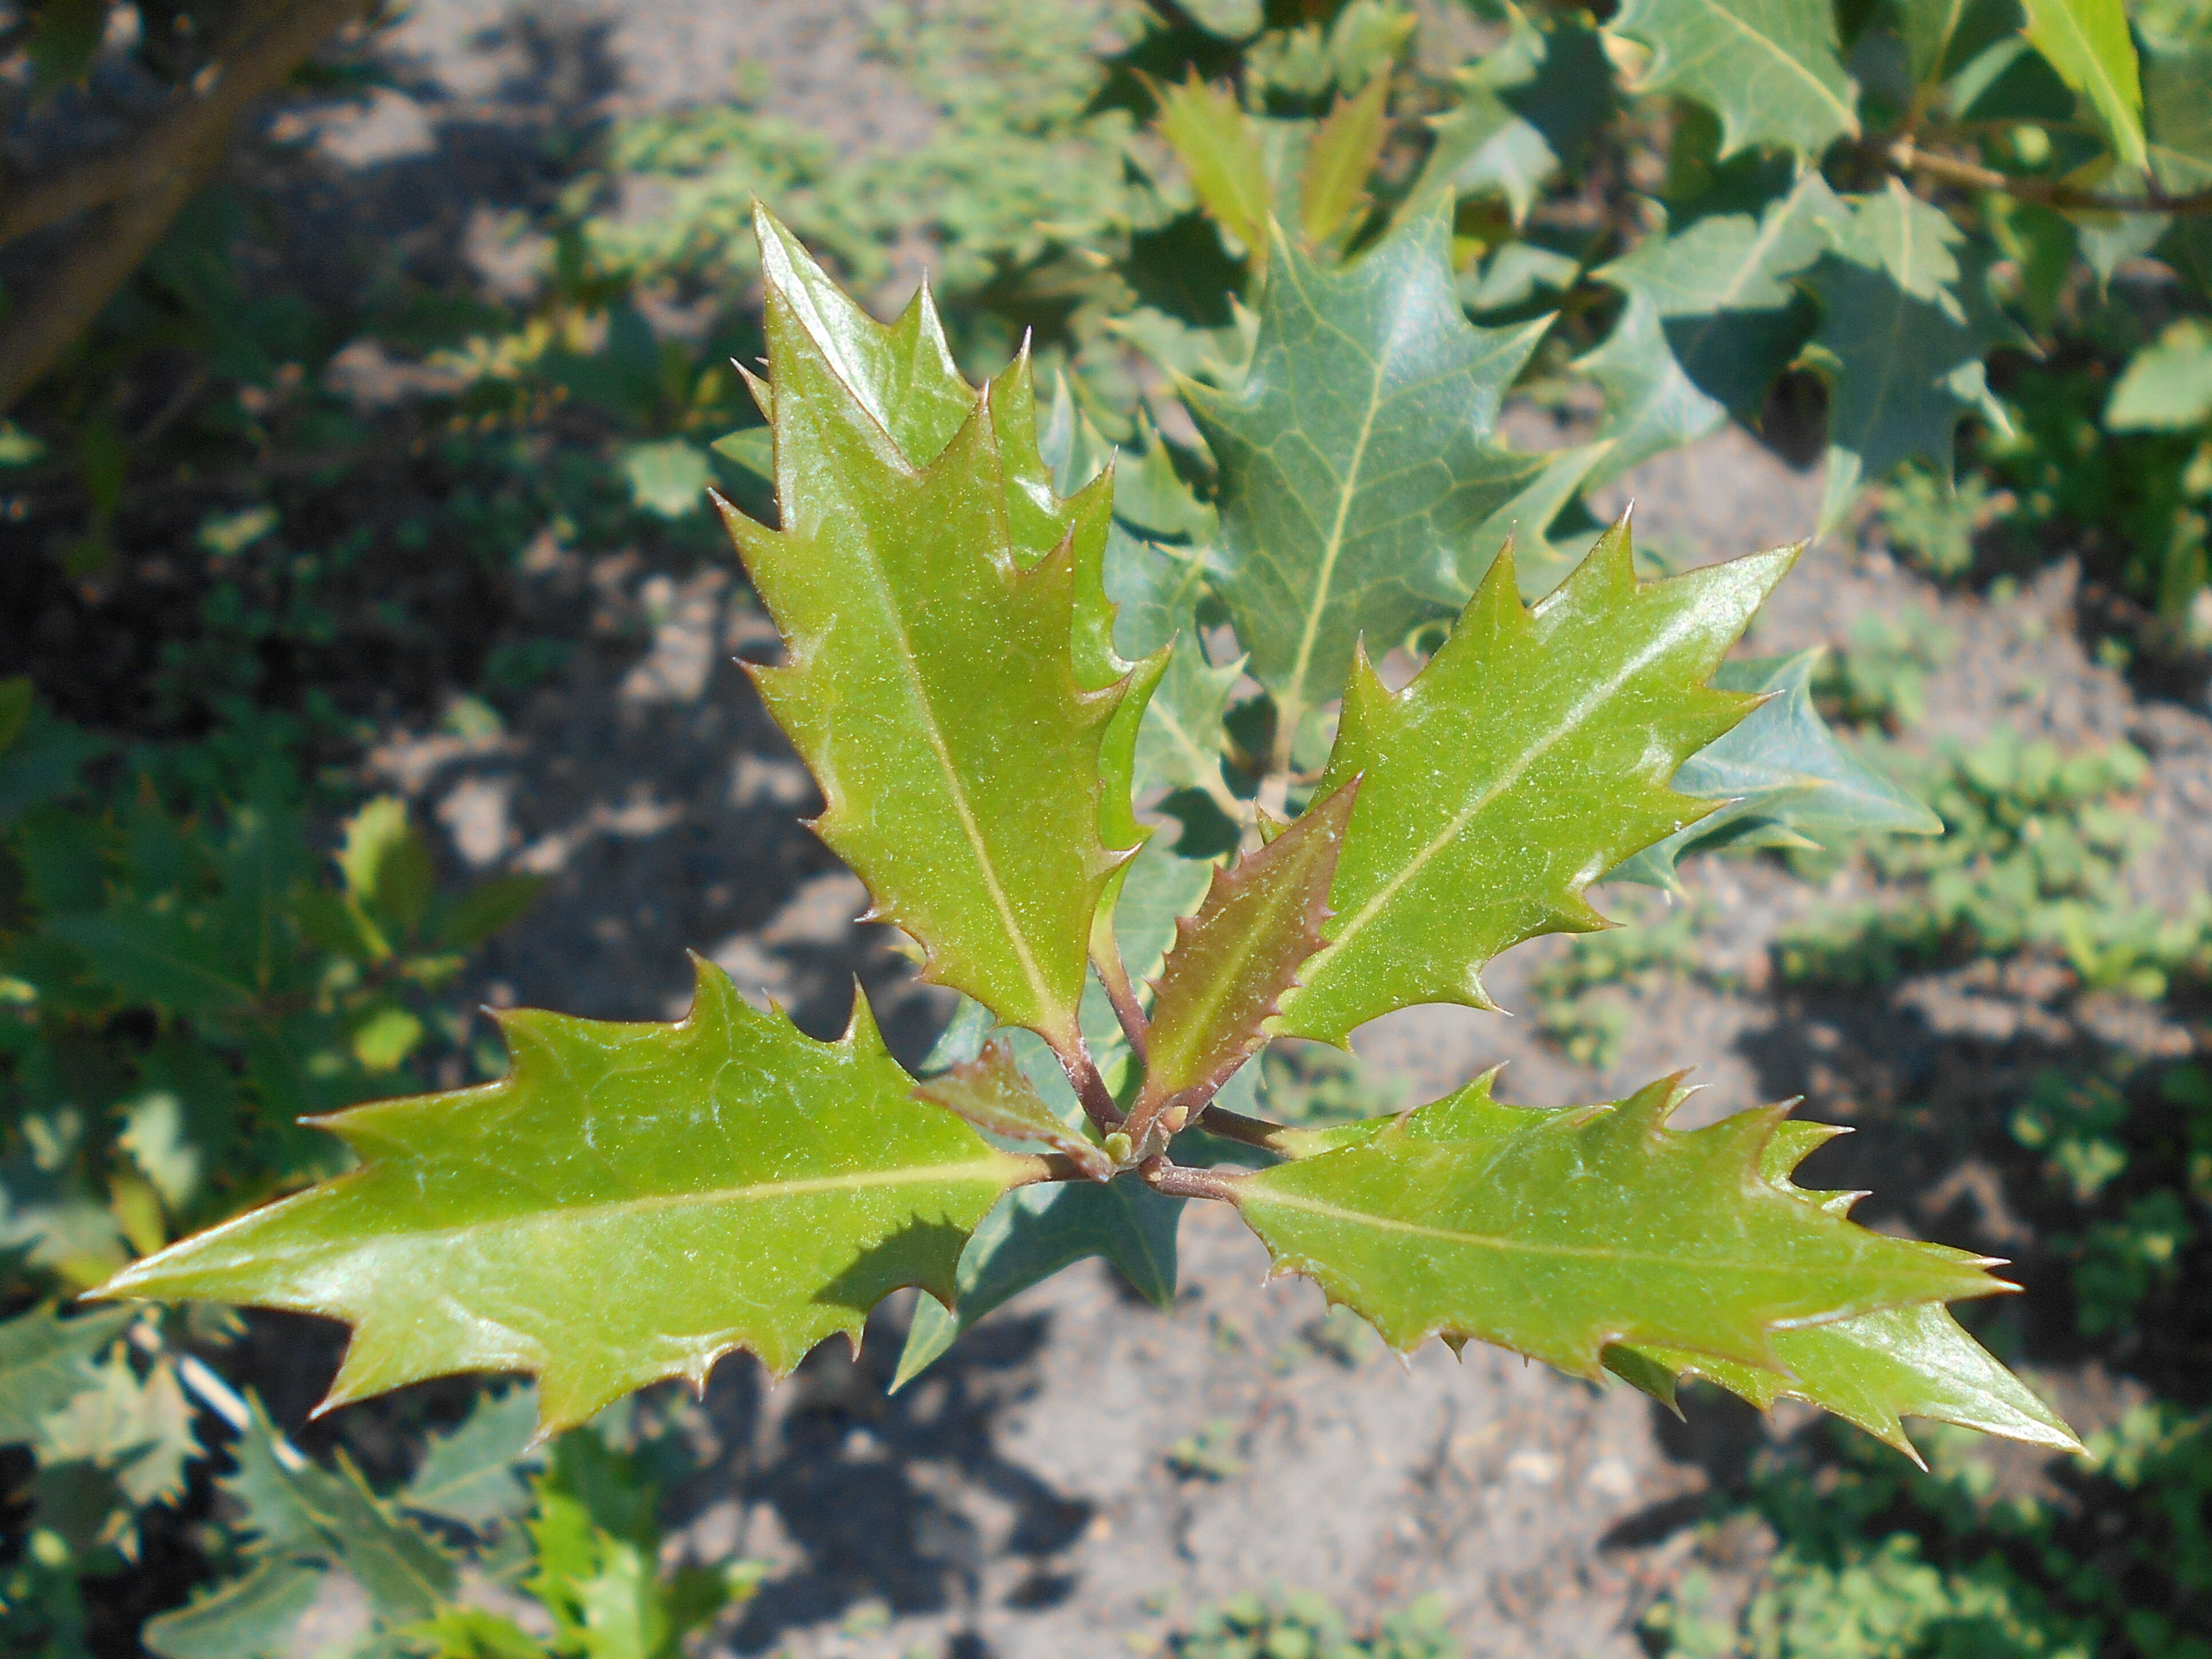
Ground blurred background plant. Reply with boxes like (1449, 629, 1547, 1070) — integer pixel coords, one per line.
(5, 0, 2212, 1652)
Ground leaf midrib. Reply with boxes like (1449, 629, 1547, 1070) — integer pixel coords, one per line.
(852, 428, 1071, 1036)
(140, 1158, 1021, 1267)
(1250, 1182, 1925, 1285)
(1665, 0, 1856, 135)
(1311, 590, 1718, 979)
(1281, 250, 1390, 720)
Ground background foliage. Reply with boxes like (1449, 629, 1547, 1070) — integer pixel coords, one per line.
(3, 0, 2210, 1654)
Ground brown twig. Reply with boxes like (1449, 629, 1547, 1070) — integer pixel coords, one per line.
(1052, 1038, 1126, 1136)
(1091, 936, 1151, 1062)
(1006, 1151, 1103, 1188)
(1139, 1156, 1245, 1202)
(1889, 137, 2212, 218)
(0, 0, 373, 412)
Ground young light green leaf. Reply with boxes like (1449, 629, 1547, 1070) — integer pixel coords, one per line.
(1301, 75, 1392, 248)
(400, 1384, 544, 1527)
(1610, 1304, 2081, 1460)
(1609, 0, 1858, 158)
(892, 1174, 1183, 1389)
(2107, 318, 2212, 430)
(1605, 1120, 2079, 1457)
(94, 961, 1033, 1431)
(1132, 780, 1361, 1147)
(915, 1041, 1115, 1181)
(339, 796, 433, 938)
(1272, 519, 1792, 1046)
(1610, 651, 1940, 889)
(0, 1303, 136, 1443)
(1182, 198, 1550, 732)
(1803, 183, 2025, 532)
(1234, 1072, 2008, 1379)
(1154, 73, 1273, 264)
(721, 209, 1131, 1049)
(2019, 0, 2147, 172)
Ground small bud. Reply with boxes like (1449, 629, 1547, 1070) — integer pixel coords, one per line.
(1103, 1131, 1133, 1167)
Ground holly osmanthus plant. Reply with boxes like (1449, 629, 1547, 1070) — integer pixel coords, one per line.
(94, 206, 2079, 1467)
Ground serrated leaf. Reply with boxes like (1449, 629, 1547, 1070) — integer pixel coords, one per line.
(401, 1384, 544, 1527)
(1183, 198, 1550, 728)
(1155, 73, 1272, 264)
(1133, 781, 1360, 1143)
(1113, 838, 1221, 992)
(892, 1173, 1184, 1389)
(1605, 1120, 2079, 1456)
(721, 208, 1131, 1049)
(36, 1350, 199, 1506)
(223, 1395, 457, 1622)
(1609, 0, 1859, 159)
(1414, 11, 1613, 224)
(1457, 441, 1613, 601)
(1234, 1072, 2007, 1378)
(0, 1303, 136, 1442)
(1301, 75, 1392, 247)
(1610, 651, 1940, 888)
(143, 1556, 329, 1659)
(1272, 520, 1791, 1045)
(916, 1041, 1115, 1180)
(1803, 183, 2025, 532)
(2019, 0, 2146, 172)
(94, 960, 1031, 1429)
(1583, 170, 1843, 479)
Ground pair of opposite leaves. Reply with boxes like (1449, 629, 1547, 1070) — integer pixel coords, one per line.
(96, 207, 2073, 1463)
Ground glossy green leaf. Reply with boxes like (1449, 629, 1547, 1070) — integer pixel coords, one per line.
(721, 208, 1131, 1048)
(2144, 37, 2212, 198)
(915, 1041, 1115, 1180)
(1234, 1072, 2008, 1378)
(1583, 170, 1843, 480)
(1803, 183, 2025, 532)
(1610, 651, 1940, 889)
(1606, 1121, 2079, 1456)
(1134, 780, 1360, 1143)
(1155, 73, 1272, 264)
(1414, 11, 1612, 223)
(400, 1384, 544, 1527)
(1272, 519, 1792, 1045)
(1898, 0, 2010, 85)
(94, 961, 1031, 1429)
(1301, 76, 1392, 247)
(1183, 198, 1549, 727)
(2019, 0, 2146, 172)
(0, 1303, 136, 1443)
(1609, 0, 1859, 159)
